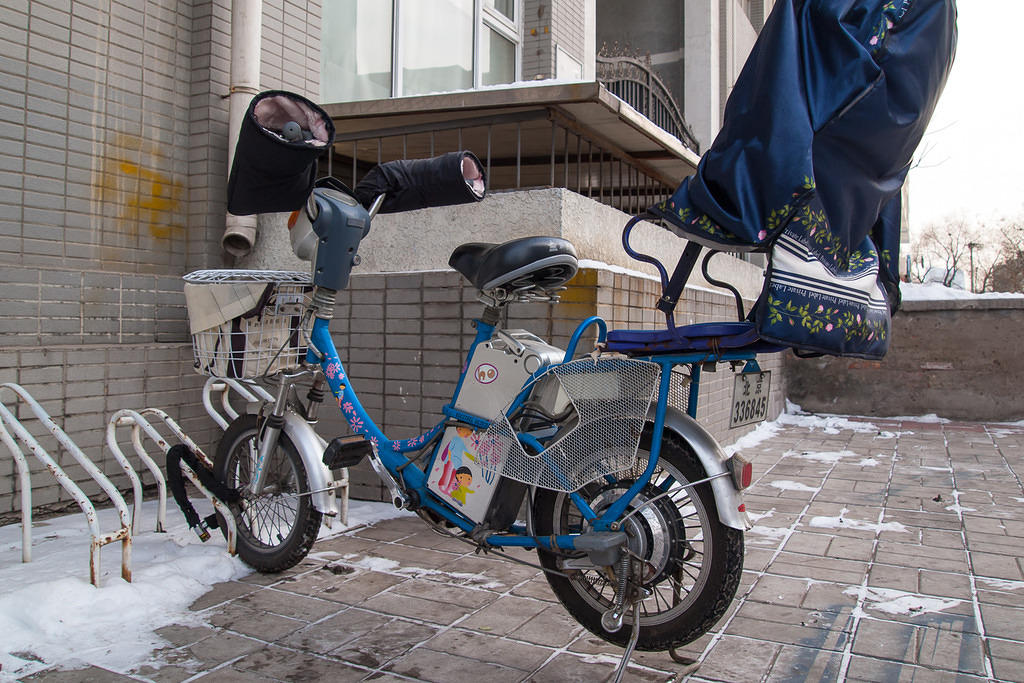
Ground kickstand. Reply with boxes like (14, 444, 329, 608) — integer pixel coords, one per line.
(612, 601, 641, 683)
(668, 645, 701, 679)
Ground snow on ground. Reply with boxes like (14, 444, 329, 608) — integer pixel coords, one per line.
(779, 410, 899, 437)
(722, 419, 782, 456)
(789, 449, 861, 464)
(746, 524, 792, 545)
(900, 281, 1024, 302)
(809, 507, 908, 534)
(769, 480, 821, 493)
(846, 585, 961, 617)
(0, 498, 411, 681)
(976, 577, 1024, 592)
(326, 553, 505, 590)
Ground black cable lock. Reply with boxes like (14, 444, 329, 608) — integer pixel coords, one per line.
(166, 444, 240, 541)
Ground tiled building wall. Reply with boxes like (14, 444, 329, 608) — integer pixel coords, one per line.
(550, 0, 587, 71)
(0, 0, 322, 518)
(1, 257, 785, 515)
(523, 0, 588, 80)
(522, 0, 551, 79)
(0, 0, 781, 518)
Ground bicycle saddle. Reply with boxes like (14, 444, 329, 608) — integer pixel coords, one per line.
(449, 236, 578, 292)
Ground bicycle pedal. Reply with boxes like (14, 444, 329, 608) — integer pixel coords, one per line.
(323, 435, 373, 469)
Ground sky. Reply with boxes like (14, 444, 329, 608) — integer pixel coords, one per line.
(908, 1, 1024, 234)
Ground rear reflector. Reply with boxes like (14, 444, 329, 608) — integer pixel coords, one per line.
(728, 453, 753, 490)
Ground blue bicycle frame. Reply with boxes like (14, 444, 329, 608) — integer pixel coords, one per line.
(306, 311, 758, 553)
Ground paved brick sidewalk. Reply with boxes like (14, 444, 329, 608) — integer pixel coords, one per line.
(24, 415, 1024, 682)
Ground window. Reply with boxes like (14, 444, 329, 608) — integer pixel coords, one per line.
(481, 26, 515, 86)
(399, 0, 475, 96)
(487, 0, 514, 22)
(321, 1, 393, 103)
(322, 0, 522, 103)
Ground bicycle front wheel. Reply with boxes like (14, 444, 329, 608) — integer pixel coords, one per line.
(214, 414, 322, 572)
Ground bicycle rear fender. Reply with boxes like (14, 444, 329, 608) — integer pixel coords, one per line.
(655, 406, 750, 531)
(282, 410, 339, 520)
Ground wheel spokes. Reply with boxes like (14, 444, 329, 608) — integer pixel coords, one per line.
(230, 437, 301, 547)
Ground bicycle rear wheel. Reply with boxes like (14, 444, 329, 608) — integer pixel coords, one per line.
(532, 430, 744, 651)
(215, 415, 322, 572)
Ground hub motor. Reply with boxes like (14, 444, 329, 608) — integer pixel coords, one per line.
(589, 482, 689, 586)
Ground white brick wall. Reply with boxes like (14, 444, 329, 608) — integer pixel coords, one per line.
(0, 0, 321, 517)
(523, 0, 588, 80)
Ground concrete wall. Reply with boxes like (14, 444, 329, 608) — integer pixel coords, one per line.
(347, 188, 767, 300)
(681, 0, 766, 151)
(785, 298, 1024, 422)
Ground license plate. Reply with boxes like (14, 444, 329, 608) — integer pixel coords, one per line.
(730, 370, 771, 427)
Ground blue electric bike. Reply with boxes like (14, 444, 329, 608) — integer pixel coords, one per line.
(183, 152, 770, 657)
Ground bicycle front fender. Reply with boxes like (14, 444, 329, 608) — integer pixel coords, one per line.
(282, 411, 339, 520)
(655, 406, 750, 531)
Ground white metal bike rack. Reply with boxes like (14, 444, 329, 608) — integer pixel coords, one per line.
(202, 375, 275, 430)
(1, 382, 242, 586)
(0, 382, 133, 586)
(107, 406, 237, 556)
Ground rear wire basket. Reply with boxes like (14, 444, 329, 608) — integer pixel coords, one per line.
(183, 270, 312, 379)
(483, 356, 662, 492)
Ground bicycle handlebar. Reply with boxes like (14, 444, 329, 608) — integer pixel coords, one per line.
(353, 151, 487, 214)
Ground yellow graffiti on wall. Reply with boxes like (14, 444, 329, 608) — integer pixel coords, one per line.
(96, 134, 186, 239)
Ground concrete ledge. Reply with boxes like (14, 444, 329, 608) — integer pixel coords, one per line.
(901, 296, 1024, 312)
(355, 187, 767, 300)
(788, 303, 1024, 421)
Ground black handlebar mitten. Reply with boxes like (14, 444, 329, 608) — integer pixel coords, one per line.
(354, 151, 486, 213)
(227, 90, 335, 216)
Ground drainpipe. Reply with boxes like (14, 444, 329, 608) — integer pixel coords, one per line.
(222, 0, 263, 257)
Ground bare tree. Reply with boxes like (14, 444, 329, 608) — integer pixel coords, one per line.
(987, 217, 1024, 292)
(910, 215, 990, 289)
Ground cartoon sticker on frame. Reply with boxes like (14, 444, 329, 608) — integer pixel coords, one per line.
(426, 425, 504, 523)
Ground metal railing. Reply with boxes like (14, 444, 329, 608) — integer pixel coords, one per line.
(596, 54, 700, 153)
(323, 110, 676, 217)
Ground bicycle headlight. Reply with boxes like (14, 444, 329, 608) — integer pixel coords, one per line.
(287, 207, 317, 261)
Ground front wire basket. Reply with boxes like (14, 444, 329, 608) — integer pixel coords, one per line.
(183, 270, 313, 379)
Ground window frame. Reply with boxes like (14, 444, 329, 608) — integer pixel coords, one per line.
(476, 1, 521, 88)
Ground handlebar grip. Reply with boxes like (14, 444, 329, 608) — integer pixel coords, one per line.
(353, 151, 486, 214)
(227, 91, 335, 216)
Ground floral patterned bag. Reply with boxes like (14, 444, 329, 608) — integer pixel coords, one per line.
(753, 215, 891, 360)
